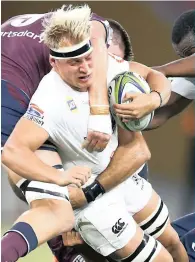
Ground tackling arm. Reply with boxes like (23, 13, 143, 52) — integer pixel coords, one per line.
(96, 127, 151, 191)
(82, 19, 112, 152)
(146, 92, 192, 130)
(152, 54, 195, 77)
(69, 127, 151, 207)
(89, 20, 108, 107)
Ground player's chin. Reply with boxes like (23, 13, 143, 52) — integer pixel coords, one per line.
(77, 76, 92, 90)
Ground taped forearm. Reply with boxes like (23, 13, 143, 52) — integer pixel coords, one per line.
(89, 20, 108, 107)
(89, 39, 108, 107)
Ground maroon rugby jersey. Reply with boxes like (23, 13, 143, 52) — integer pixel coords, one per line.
(1, 13, 112, 99)
(1, 14, 51, 98)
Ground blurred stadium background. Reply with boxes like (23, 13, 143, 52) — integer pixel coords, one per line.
(1, 1, 194, 261)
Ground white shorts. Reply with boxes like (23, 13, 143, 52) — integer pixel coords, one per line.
(16, 178, 69, 204)
(74, 174, 153, 256)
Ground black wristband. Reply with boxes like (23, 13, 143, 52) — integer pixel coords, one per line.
(82, 180, 105, 203)
(150, 90, 163, 108)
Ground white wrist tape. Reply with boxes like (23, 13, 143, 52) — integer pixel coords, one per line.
(88, 114, 112, 135)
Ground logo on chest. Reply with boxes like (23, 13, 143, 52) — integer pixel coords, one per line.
(66, 96, 78, 113)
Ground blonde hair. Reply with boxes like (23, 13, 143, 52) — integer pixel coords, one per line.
(41, 4, 92, 50)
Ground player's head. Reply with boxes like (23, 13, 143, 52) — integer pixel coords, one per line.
(172, 10, 195, 57)
(42, 4, 93, 91)
(108, 19, 134, 61)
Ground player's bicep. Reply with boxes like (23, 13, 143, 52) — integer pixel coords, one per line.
(130, 61, 165, 82)
(129, 61, 152, 80)
(6, 118, 49, 151)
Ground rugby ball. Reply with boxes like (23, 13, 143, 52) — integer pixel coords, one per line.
(108, 71, 154, 131)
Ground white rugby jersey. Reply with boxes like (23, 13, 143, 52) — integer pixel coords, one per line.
(169, 77, 195, 100)
(24, 55, 129, 183)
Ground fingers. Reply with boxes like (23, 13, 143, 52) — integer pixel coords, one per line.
(70, 178, 82, 188)
(123, 92, 137, 102)
(62, 231, 84, 246)
(73, 173, 89, 185)
(82, 131, 110, 153)
(115, 109, 133, 115)
(115, 110, 136, 118)
(73, 166, 91, 185)
(64, 166, 91, 187)
(117, 113, 139, 120)
(94, 134, 110, 152)
(114, 103, 134, 110)
(83, 138, 99, 153)
(82, 132, 98, 152)
(115, 108, 140, 119)
(81, 138, 91, 150)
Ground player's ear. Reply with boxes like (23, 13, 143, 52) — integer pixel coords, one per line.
(49, 56, 56, 67)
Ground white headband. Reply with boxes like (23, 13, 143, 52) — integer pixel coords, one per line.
(50, 37, 93, 59)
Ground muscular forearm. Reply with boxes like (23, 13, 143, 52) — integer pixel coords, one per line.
(96, 133, 151, 191)
(69, 133, 151, 208)
(154, 55, 195, 77)
(2, 145, 62, 184)
(146, 96, 192, 130)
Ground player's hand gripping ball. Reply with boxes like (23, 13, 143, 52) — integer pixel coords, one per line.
(108, 71, 154, 131)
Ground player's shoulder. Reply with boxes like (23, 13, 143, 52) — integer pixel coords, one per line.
(38, 70, 58, 88)
(37, 70, 69, 96)
(31, 71, 60, 109)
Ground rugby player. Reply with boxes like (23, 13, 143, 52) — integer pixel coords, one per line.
(111, 9, 195, 261)
(2, 5, 187, 262)
(150, 10, 195, 262)
(1, 6, 118, 262)
(1, 7, 112, 168)
(1, 10, 148, 262)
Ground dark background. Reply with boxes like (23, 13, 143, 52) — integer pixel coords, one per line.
(1, 2, 194, 260)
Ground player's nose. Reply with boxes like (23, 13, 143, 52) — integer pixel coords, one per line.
(79, 60, 90, 74)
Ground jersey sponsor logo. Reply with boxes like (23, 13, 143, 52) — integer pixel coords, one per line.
(66, 97, 78, 112)
(112, 218, 128, 237)
(25, 114, 44, 126)
(2, 14, 46, 43)
(27, 103, 44, 118)
(1, 30, 43, 43)
(25, 103, 44, 126)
